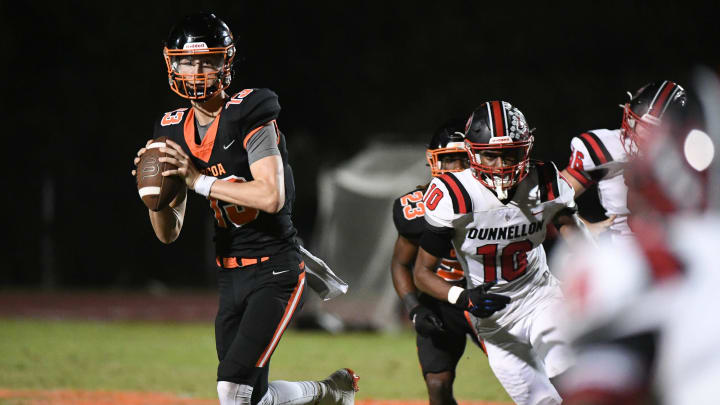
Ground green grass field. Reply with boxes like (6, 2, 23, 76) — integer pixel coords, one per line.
(0, 319, 510, 401)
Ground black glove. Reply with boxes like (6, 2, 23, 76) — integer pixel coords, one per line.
(454, 283, 510, 318)
(409, 305, 445, 336)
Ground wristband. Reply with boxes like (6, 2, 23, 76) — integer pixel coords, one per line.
(193, 175, 217, 198)
(447, 286, 464, 305)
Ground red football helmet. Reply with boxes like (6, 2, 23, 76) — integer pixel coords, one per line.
(426, 118, 468, 177)
(163, 13, 236, 100)
(620, 80, 687, 155)
(464, 101, 534, 199)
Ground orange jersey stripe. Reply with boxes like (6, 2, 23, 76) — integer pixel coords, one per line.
(273, 121, 281, 145)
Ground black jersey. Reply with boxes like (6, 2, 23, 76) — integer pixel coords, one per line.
(153, 88, 297, 258)
(392, 187, 464, 285)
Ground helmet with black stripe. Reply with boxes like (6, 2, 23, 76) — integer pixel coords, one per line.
(621, 80, 687, 155)
(163, 13, 236, 100)
(426, 117, 469, 177)
(464, 101, 534, 199)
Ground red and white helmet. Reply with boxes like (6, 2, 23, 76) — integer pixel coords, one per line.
(620, 80, 687, 155)
(624, 79, 712, 217)
(464, 101, 534, 199)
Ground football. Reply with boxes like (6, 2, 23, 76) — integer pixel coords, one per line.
(136, 136, 183, 211)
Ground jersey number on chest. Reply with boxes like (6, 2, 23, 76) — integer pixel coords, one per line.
(209, 177, 259, 228)
(476, 240, 533, 282)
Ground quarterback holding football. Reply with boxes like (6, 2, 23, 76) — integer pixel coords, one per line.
(131, 13, 357, 405)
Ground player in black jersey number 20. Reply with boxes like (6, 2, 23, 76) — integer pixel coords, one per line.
(131, 13, 358, 405)
(390, 118, 486, 405)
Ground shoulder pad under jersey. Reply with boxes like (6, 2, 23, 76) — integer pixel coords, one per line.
(566, 129, 621, 183)
(423, 174, 470, 229)
(223, 88, 281, 137)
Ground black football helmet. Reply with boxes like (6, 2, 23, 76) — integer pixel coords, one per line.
(426, 118, 468, 177)
(163, 13, 236, 100)
(464, 101, 534, 199)
(620, 80, 687, 155)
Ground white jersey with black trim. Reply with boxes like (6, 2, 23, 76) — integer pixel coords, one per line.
(565, 128, 632, 240)
(423, 162, 575, 332)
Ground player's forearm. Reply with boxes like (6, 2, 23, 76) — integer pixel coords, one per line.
(560, 168, 587, 197)
(414, 265, 451, 301)
(391, 261, 418, 300)
(207, 176, 285, 213)
(391, 264, 421, 312)
(413, 248, 451, 301)
(390, 236, 420, 300)
(149, 189, 186, 244)
(204, 155, 285, 213)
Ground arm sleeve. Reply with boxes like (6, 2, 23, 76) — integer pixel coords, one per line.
(419, 223, 454, 258)
(246, 123, 281, 165)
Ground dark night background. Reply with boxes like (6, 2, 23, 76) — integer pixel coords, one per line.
(2, 1, 718, 289)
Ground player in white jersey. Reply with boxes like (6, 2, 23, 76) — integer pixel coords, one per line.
(413, 101, 590, 405)
(556, 69, 717, 404)
(561, 80, 687, 242)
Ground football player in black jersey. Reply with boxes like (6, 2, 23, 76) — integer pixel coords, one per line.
(131, 13, 358, 405)
(390, 118, 486, 405)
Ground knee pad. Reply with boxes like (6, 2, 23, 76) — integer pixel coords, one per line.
(218, 381, 253, 405)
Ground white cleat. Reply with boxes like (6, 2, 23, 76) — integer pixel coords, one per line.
(320, 368, 360, 405)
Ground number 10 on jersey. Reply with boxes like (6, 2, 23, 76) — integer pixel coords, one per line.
(476, 240, 533, 283)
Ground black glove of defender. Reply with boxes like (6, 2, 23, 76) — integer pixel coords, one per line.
(409, 305, 445, 336)
(454, 283, 511, 318)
